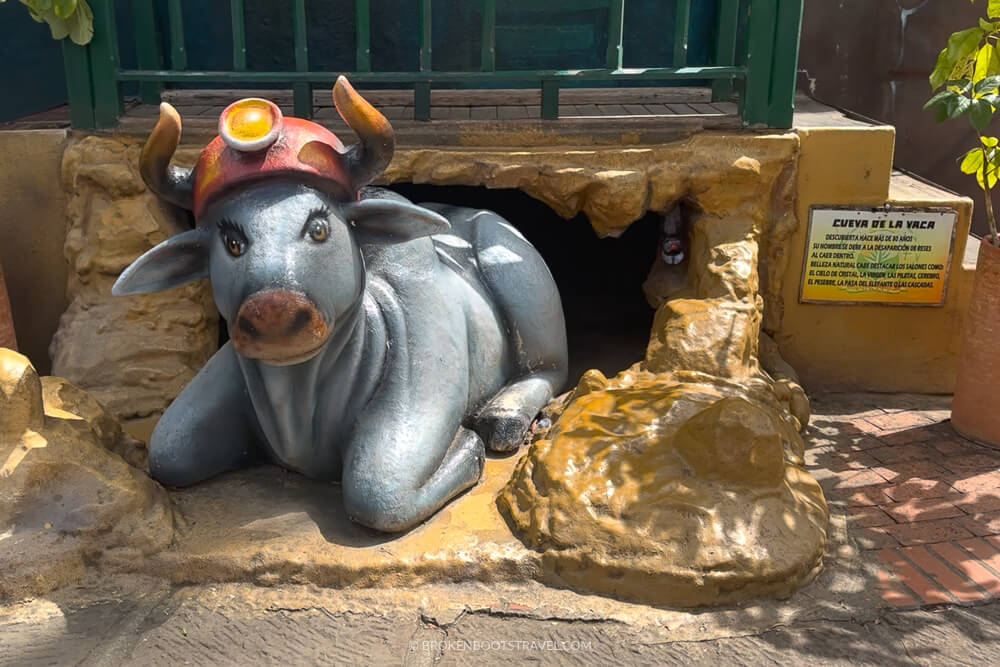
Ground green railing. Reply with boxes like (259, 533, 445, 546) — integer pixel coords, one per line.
(61, 0, 803, 131)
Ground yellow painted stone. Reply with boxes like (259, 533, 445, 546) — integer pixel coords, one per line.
(497, 373, 827, 607)
(0, 349, 174, 599)
(53, 137, 217, 420)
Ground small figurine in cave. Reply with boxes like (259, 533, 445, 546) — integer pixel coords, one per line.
(112, 77, 568, 532)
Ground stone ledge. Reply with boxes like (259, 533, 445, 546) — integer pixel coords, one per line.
(142, 455, 542, 589)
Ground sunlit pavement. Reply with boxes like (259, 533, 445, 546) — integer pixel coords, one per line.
(4, 393, 1000, 666)
(806, 393, 1000, 608)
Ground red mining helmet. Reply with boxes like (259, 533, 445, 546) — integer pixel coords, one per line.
(138, 76, 396, 221)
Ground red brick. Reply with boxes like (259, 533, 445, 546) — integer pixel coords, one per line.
(847, 420, 886, 436)
(931, 439, 980, 457)
(882, 498, 963, 524)
(929, 542, 1000, 596)
(954, 491, 1000, 515)
(876, 567, 920, 608)
(872, 461, 950, 483)
(941, 454, 1000, 475)
(830, 469, 892, 490)
(958, 537, 1000, 576)
(844, 485, 894, 506)
(846, 435, 889, 451)
(901, 545, 986, 603)
(928, 420, 958, 433)
(883, 518, 974, 546)
(817, 404, 885, 420)
(877, 548, 952, 604)
(808, 448, 880, 472)
(855, 526, 900, 549)
(959, 511, 1000, 537)
(952, 471, 1000, 494)
(879, 429, 937, 446)
(867, 444, 936, 464)
(829, 436, 886, 453)
(882, 479, 957, 502)
(848, 506, 896, 527)
(865, 412, 935, 433)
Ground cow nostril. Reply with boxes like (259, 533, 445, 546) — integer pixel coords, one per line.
(238, 316, 260, 338)
(289, 308, 313, 333)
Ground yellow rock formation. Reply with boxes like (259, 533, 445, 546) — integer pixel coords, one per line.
(0, 349, 175, 599)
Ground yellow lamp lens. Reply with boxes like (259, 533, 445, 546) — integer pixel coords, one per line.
(227, 101, 273, 141)
(219, 98, 282, 151)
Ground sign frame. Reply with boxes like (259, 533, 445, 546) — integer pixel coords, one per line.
(798, 204, 958, 307)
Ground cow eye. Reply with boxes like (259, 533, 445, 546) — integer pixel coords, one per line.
(217, 219, 248, 257)
(307, 219, 329, 243)
(223, 231, 246, 257)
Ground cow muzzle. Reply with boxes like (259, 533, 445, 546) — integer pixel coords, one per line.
(230, 289, 330, 365)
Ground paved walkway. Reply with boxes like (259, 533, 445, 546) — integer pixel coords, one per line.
(807, 393, 1000, 609)
(4, 393, 1000, 665)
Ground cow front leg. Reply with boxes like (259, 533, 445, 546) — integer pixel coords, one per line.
(342, 424, 484, 533)
(149, 342, 263, 486)
(474, 371, 563, 452)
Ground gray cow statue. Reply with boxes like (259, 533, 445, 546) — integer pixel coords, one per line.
(112, 78, 568, 532)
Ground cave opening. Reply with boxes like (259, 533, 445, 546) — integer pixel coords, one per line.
(388, 184, 660, 384)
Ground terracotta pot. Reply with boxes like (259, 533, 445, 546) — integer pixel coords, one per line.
(0, 260, 15, 350)
(953, 236, 1000, 446)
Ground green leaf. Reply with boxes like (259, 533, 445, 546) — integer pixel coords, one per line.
(982, 136, 999, 147)
(924, 89, 957, 110)
(947, 94, 973, 118)
(990, 0, 1000, 19)
(949, 27, 986, 60)
(947, 78, 974, 93)
(977, 163, 998, 189)
(935, 102, 949, 122)
(961, 148, 985, 174)
(931, 28, 986, 89)
(52, 0, 75, 19)
(931, 49, 952, 89)
(976, 74, 1000, 94)
(975, 44, 1000, 82)
(971, 98, 995, 130)
(66, 0, 91, 45)
(20, 0, 53, 12)
(46, 13, 70, 40)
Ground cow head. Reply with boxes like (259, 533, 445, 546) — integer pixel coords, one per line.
(112, 77, 448, 366)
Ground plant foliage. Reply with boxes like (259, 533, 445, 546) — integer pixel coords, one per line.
(926, 1, 1000, 244)
(1, 0, 93, 46)
(924, 0, 1000, 245)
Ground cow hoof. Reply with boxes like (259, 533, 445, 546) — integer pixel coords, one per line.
(475, 408, 533, 453)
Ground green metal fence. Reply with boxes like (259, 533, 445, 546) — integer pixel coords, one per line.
(61, 0, 803, 130)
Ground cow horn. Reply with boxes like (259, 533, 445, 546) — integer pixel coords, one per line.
(140, 102, 194, 210)
(333, 76, 395, 190)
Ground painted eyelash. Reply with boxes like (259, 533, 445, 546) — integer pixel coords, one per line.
(306, 206, 332, 221)
(217, 218, 246, 235)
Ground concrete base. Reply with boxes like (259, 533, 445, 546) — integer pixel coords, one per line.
(143, 455, 542, 589)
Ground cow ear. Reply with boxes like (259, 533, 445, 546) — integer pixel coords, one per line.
(341, 199, 450, 245)
(111, 229, 210, 296)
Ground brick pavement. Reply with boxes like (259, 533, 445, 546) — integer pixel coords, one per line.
(807, 394, 1000, 609)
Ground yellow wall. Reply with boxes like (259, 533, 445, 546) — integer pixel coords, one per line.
(774, 126, 976, 393)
